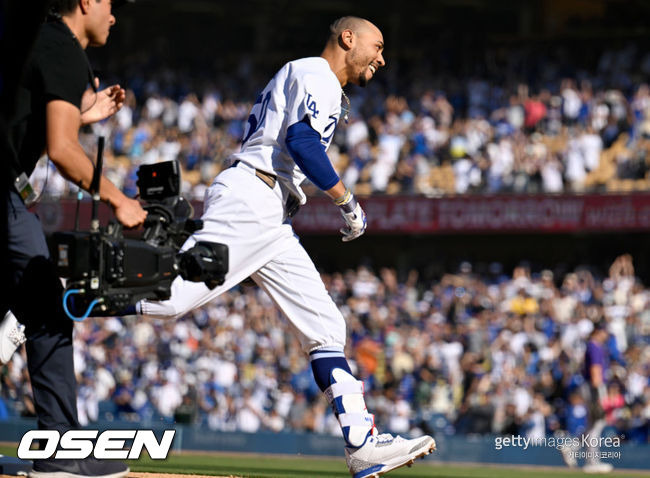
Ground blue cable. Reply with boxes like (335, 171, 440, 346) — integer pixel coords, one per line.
(63, 289, 101, 322)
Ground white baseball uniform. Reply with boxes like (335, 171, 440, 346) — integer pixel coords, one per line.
(139, 57, 347, 353)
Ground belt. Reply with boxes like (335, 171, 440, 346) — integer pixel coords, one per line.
(230, 160, 299, 217)
(231, 160, 277, 189)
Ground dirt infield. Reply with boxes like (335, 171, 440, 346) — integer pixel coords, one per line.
(130, 473, 234, 478)
(0, 475, 237, 478)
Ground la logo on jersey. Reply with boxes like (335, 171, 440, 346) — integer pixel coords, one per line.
(17, 430, 176, 460)
(306, 93, 319, 118)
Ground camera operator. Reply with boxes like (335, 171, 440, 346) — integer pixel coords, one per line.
(2, 0, 145, 476)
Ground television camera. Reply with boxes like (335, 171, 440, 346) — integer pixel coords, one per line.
(50, 138, 228, 320)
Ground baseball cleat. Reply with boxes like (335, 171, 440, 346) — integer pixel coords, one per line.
(345, 431, 436, 478)
(0, 311, 26, 364)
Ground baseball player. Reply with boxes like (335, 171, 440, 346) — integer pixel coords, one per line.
(137, 16, 435, 477)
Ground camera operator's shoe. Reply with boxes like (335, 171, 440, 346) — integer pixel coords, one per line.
(30, 457, 129, 478)
(0, 311, 26, 364)
(345, 430, 436, 478)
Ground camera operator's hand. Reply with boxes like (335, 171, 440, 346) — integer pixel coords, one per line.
(113, 196, 147, 228)
(80, 78, 126, 126)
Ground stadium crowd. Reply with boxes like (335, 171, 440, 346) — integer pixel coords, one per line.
(3, 30, 650, 445)
(1, 254, 648, 444)
(26, 44, 650, 200)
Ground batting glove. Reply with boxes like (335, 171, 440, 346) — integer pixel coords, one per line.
(334, 189, 367, 242)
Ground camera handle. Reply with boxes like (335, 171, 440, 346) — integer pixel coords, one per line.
(89, 136, 105, 233)
(142, 204, 174, 245)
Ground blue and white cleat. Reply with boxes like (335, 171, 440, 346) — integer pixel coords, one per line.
(345, 431, 436, 478)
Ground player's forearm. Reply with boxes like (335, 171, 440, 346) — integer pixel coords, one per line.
(48, 140, 128, 209)
(325, 180, 347, 201)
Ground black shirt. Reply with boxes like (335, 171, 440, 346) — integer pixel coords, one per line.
(9, 20, 91, 176)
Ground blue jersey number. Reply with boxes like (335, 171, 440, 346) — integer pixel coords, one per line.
(242, 91, 271, 144)
(322, 115, 338, 144)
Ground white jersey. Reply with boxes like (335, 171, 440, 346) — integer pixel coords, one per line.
(230, 57, 342, 205)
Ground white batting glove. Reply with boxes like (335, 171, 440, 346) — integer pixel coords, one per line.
(334, 189, 367, 242)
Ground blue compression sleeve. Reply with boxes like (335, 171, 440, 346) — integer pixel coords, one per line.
(285, 118, 339, 191)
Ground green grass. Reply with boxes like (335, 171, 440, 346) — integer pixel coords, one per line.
(1, 446, 646, 478)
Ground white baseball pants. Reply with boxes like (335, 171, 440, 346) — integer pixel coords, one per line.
(138, 161, 347, 352)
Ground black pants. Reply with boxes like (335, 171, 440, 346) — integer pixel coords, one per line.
(4, 189, 79, 433)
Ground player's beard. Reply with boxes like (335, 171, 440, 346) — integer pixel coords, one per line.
(357, 71, 369, 87)
(359, 72, 368, 87)
(351, 49, 373, 87)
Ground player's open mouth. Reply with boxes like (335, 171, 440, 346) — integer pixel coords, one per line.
(369, 65, 376, 74)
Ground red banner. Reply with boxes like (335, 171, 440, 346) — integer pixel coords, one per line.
(32, 193, 650, 235)
(293, 194, 650, 234)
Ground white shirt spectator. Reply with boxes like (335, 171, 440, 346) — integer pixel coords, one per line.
(213, 359, 237, 389)
(487, 138, 514, 181)
(371, 132, 403, 192)
(591, 103, 609, 131)
(346, 119, 369, 150)
(265, 410, 285, 432)
(94, 367, 116, 401)
(275, 388, 295, 418)
(453, 158, 480, 194)
(439, 341, 464, 384)
(541, 156, 564, 193)
(77, 383, 98, 426)
(388, 399, 411, 434)
(178, 97, 200, 133)
(162, 99, 179, 128)
(202, 93, 220, 124)
(564, 138, 586, 188)
(132, 321, 155, 348)
(513, 387, 532, 418)
(236, 393, 263, 433)
(145, 95, 165, 120)
(153, 380, 183, 417)
(115, 104, 133, 131)
(579, 131, 603, 171)
(627, 368, 647, 400)
(352, 269, 379, 298)
(160, 138, 181, 163)
(526, 409, 546, 440)
(562, 87, 582, 120)
(507, 104, 525, 130)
